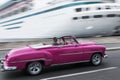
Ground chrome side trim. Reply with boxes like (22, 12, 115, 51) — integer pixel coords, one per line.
(51, 60, 90, 66)
(83, 51, 103, 54)
(60, 52, 83, 56)
(60, 51, 102, 56)
(10, 58, 52, 63)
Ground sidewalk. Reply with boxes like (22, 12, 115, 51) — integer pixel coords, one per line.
(0, 36, 120, 50)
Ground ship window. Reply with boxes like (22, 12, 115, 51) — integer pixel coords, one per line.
(81, 16, 90, 19)
(105, 6, 111, 9)
(21, 7, 28, 12)
(118, 15, 120, 17)
(94, 15, 103, 18)
(86, 8, 90, 11)
(107, 14, 116, 17)
(75, 8, 82, 12)
(97, 7, 101, 10)
(13, 10, 19, 15)
(73, 17, 78, 20)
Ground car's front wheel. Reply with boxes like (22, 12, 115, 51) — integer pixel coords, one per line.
(27, 62, 43, 75)
(90, 53, 102, 66)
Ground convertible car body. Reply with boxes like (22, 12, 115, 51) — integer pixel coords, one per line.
(0, 36, 107, 75)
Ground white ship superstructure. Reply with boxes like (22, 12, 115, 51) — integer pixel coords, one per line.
(115, 0, 120, 3)
(0, 0, 120, 40)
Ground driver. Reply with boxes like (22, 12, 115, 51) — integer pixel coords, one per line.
(52, 37, 59, 45)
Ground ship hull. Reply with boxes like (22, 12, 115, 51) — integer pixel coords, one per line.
(0, 2, 120, 40)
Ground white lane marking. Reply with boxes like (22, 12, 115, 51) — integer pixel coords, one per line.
(40, 67, 118, 80)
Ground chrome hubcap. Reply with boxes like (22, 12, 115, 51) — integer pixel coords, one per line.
(92, 54, 101, 65)
(28, 62, 42, 75)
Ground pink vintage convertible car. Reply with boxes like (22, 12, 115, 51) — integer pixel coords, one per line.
(0, 36, 107, 75)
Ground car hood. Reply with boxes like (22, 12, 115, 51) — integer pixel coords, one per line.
(7, 44, 53, 57)
(6, 46, 48, 62)
(7, 46, 33, 57)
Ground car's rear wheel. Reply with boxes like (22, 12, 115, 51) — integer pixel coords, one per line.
(27, 62, 43, 75)
(90, 53, 102, 66)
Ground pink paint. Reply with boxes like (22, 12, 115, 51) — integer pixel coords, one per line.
(3, 36, 106, 70)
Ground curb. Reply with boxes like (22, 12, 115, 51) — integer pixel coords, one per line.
(106, 47, 120, 51)
(0, 48, 11, 51)
(0, 47, 120, 51)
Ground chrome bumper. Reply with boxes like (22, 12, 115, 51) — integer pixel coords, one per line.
(104, 55, 108, 58)
(0, 58, 16, 72)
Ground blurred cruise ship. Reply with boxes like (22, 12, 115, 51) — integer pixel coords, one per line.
(0, 0, 120, 40)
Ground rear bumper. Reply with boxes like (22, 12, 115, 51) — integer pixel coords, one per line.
(0, 59, 17, 72)
(104, 54, 108, 58)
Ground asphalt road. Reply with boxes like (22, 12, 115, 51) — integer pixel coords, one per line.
(0, 44, 120, 80)
(101, 43, 120, 48)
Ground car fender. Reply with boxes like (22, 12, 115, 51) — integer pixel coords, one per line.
(39, 51, 53, 66)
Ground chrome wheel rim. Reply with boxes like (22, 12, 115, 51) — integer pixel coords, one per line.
(92, 54, 101, 65)
(28, 62, 42, 75)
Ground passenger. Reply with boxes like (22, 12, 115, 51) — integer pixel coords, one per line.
(52, 37, 59, 45)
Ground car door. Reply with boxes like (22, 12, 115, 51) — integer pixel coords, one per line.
(47, 46, 63, 64)
(58, 44, 84, 63)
